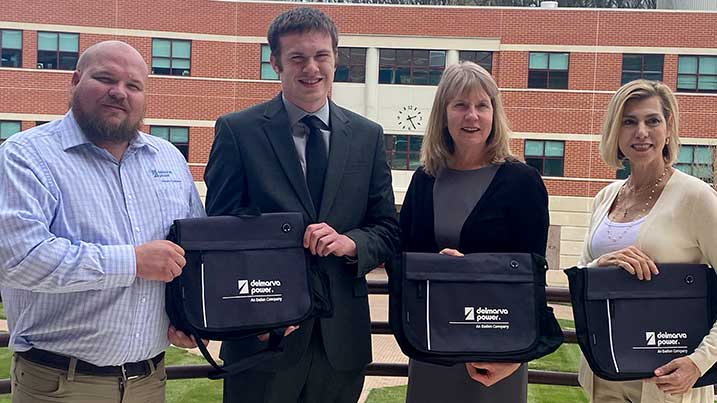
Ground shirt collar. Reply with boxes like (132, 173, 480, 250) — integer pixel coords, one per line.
(60, 110, 158, 154)
(281, 94, 330, 130)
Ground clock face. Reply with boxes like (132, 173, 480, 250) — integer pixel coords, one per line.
(397, 105, 424, 131)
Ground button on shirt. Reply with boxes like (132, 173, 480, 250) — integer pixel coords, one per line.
(0, 111, 205, 366)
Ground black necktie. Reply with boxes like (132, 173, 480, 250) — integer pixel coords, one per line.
(302, 115, 328, 214)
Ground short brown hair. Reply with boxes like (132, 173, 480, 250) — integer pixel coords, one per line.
(267, 7, 338, 69)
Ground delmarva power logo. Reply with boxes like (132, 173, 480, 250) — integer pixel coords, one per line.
(222, 279, 284, 303)
(449, 306, 511, 330)
(633, 331, 689, 354)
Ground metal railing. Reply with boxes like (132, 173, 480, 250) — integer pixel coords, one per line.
(0, 282, 579, 394)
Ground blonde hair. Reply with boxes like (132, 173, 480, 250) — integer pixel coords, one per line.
(420, 61, 513, 176)
(600, 79, 680, 169)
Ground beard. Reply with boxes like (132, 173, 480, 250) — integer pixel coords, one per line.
(71, 92, 143, 145)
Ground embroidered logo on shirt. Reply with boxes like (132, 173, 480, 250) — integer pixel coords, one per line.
(151, 169, 181, 183)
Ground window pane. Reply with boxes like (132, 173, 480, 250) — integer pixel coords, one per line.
(677, 75, 697, 90)
(171, 58, 190, 69)
(170, 127, 189, 143)
(429, 70, 443, 86)
(409, 136, 422, 152)
(351, 66, 365, 83)
(395, 67, 410, 84)
(459, 51, 474, 62)
(379, 49, 395, 66)
(2, 30, 22, 49)
(58, 33, 78, 52)
(548, 71, 568, 89)
(524, 140, 544, 156)
(261, 63, 277, 80)
(529, 53, 548, 69)
(261, 44, 271, 62)
(394, 136, 408, 152)
(1, 49, 21, 67)
(693, 165, 714, 182)
(643, 54, 664, 72)
(413, 50, 429, 67)
(172, 41, 191, 59)
(549, 53, 569, 70)
(643, 72, 663, 82)
(622, 54, 642, 71)
(545, 141, 564, 157)
(621, 72, 641, 85)
(674, 164, 693, 176)
(544, 159, 564, 176)
(350, 48, 366, 65)
(429, 51, 445, 67)
(175, 144, 189, 161)
(150, 126, 169, 140)
(378, 68, 393, 84)
(153, 39, 171, 58)
(334, 66, 349, 82)
(678, 146, 693, 163)
(525, 158, 543, 174)
(152, 57, 170, 68)
(616, 160, 631, 179)
(694, 147, 714, 164)
(59, 53, 78, 70)
(37, 32, 57, 51)
(698, 57, 717, 75)
(528, 70, 548, 88)
(678, 56, 697, 74)
(697, 75, 717, 91)
(475, 52, 492, 70)
(0, 121, 21, 139)
(37, 51, 57, 69)
(396, 49, 412, 66)
(412, 70, 428, 85)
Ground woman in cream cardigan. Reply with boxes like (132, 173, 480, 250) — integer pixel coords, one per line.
(578, 79, 717, 403)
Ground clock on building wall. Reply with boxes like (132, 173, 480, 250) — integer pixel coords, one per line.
(397, 105, 423, 131)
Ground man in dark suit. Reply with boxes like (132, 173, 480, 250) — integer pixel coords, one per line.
(204, 7, 399, 403)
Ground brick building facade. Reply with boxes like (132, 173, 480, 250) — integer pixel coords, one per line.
(1, 1, 716, 278)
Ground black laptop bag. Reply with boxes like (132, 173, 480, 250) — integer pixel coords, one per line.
(565, 264, 717, 387)
(166, 211, 332, 379)
(388, 252, 563, 365)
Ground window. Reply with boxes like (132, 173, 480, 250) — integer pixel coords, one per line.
(37, 32, 78, 70)
(621, 54, 663, 84)
(385, 134, 422, 170)
(458, 51, 493, 73)
(260, 44, 278, 80)
(0, 121, 21, 144)
(379, 49, 445, 85)
(528, 52, 569, 89)
(152, 39, 191, 76)
(35, 121, 49, 126)
(1, 30, 22, 68)
(675, 145, 715, 183)
(616, 160, 631, 180)
(524, 140, 564, 176)
(335, 47, 366, 83)
(150, 126, 189, 160)
(677, 56, 717, 93)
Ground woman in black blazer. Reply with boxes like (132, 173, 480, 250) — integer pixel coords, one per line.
(400, 61, 549, 403)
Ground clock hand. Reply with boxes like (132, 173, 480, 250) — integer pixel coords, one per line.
(406, 115, 417, 130)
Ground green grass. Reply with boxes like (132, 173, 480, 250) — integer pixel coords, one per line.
(366, 319, 587, 403)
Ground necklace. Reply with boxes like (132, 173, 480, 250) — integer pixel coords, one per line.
(605, 216, 646, 244)
(615, 166, 670, 220)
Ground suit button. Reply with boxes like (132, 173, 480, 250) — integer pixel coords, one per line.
(510, 260, 520, 269)
(282, 223, 292, 233)
(685, 275, 695, 285)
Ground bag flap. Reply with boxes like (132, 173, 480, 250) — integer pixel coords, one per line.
(586, 264, 710, 300)
(172, 213, 305, 251)
(403, 252, 537, 283)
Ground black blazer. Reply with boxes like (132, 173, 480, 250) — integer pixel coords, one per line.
(204, 94, 399, 371)
(399, 161, 549, 256)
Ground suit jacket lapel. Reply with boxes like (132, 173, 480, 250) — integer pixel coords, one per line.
(319, 101, 350, 221)
(262, 95, 317, 219)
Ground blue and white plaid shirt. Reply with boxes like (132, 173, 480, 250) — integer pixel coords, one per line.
(0, 111, 205, 366)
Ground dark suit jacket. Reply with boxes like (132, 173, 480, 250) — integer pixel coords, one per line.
(399, 161, 549, 256)
(204, 94, 400, 371)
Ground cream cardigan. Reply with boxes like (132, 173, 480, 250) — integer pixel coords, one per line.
(577, 169, 717, 403)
